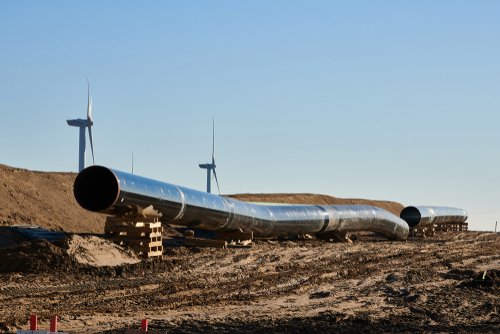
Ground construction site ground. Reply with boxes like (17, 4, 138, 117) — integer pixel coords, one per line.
(0, 165, 499, 333)
(0, 231, 499, 333)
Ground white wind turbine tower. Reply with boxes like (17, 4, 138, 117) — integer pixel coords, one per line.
(67, 79, 95, 172)
(199, 118, 220, 194)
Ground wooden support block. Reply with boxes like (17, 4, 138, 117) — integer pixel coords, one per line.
(132, 245, 163, 253)
(127, 231, 162, 238)
(130, 222, 162, 228)
(106, 226, 162, 234)
(107, 216, 159, 224)
(411, 227, 427, 238)
(436, 223, 448, 232)
(104, 216, 163, 258)
(137, 250, 163, 258)
(214, 231, 253, 241)
(114, 236, 162, 242)
(109, 238, 162, 247)
(425, 229, 435, 237)
(129, 240, 163, 248)
(184, 238, 227, 249)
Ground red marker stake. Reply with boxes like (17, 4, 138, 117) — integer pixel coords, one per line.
(50, 315, 58, 332)
(30, 315, 37, 330)
(141, 318, 148, 331)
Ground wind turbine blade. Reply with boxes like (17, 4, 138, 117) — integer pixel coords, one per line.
(213, 168, 220, 195)
(132, 151, 134, 174)
(88, 125, 95, 165)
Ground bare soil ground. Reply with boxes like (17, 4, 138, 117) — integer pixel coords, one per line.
(1, 232, 499, 333)
(0, 165, 499, 333)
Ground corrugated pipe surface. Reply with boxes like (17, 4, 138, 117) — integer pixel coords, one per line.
(400, 206, 468, 228)
(74, 166, 410, 240)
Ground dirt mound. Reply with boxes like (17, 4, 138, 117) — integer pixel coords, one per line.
(0, 164, 106, 233)
(226, 193, 405, 216)
(0, 234, 191, 277)
(162, 224, 184, 238)
(0, 235, 142, 274)
(0, 239, 79, 274)
(54, 235, 140, 267)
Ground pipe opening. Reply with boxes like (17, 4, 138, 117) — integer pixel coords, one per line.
(74, 166, 119, 212)
(400, 207, 421, 228)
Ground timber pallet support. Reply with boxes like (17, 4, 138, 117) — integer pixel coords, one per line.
(105, 216, 163, 258)
(435, 223, 448, 232)
(411, 227, 427, 238)
(425, 225, 436, 237)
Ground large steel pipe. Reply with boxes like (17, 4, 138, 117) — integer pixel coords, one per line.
(400, 206, 468, 228)
(74, 166, 409, 240)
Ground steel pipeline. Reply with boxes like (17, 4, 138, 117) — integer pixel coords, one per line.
(400, 206, 468, 228)
(74, 166, 410, 240)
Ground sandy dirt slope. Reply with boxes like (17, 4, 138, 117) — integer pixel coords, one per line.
(0, 164, 105, 233)
(0, 231, 499, 333)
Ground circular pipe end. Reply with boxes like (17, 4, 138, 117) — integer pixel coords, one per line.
(74, 166, 119, 212)
(400, 206, 422, 228)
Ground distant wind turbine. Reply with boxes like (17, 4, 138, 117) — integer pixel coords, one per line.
(199, 118, 220, 194)
(67, 79, 95, 172)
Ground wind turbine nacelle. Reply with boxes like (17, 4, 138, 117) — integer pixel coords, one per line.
(67, 119, 88, 127)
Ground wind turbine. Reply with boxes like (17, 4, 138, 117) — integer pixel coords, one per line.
(199, 118, 220, 194)
(67, 79, 95, 172)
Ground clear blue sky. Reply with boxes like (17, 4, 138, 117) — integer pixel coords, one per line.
(1, 1, 499, 231)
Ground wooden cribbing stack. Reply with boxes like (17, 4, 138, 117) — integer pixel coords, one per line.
(435, 222, 468, 232)
(425, 225, 436, 237)
(435, 223, 448, 232)
(105, 216, 163, 258)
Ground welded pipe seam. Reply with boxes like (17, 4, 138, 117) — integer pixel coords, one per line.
(74, 166, 409, 240)
(171, 184, 186, 221)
